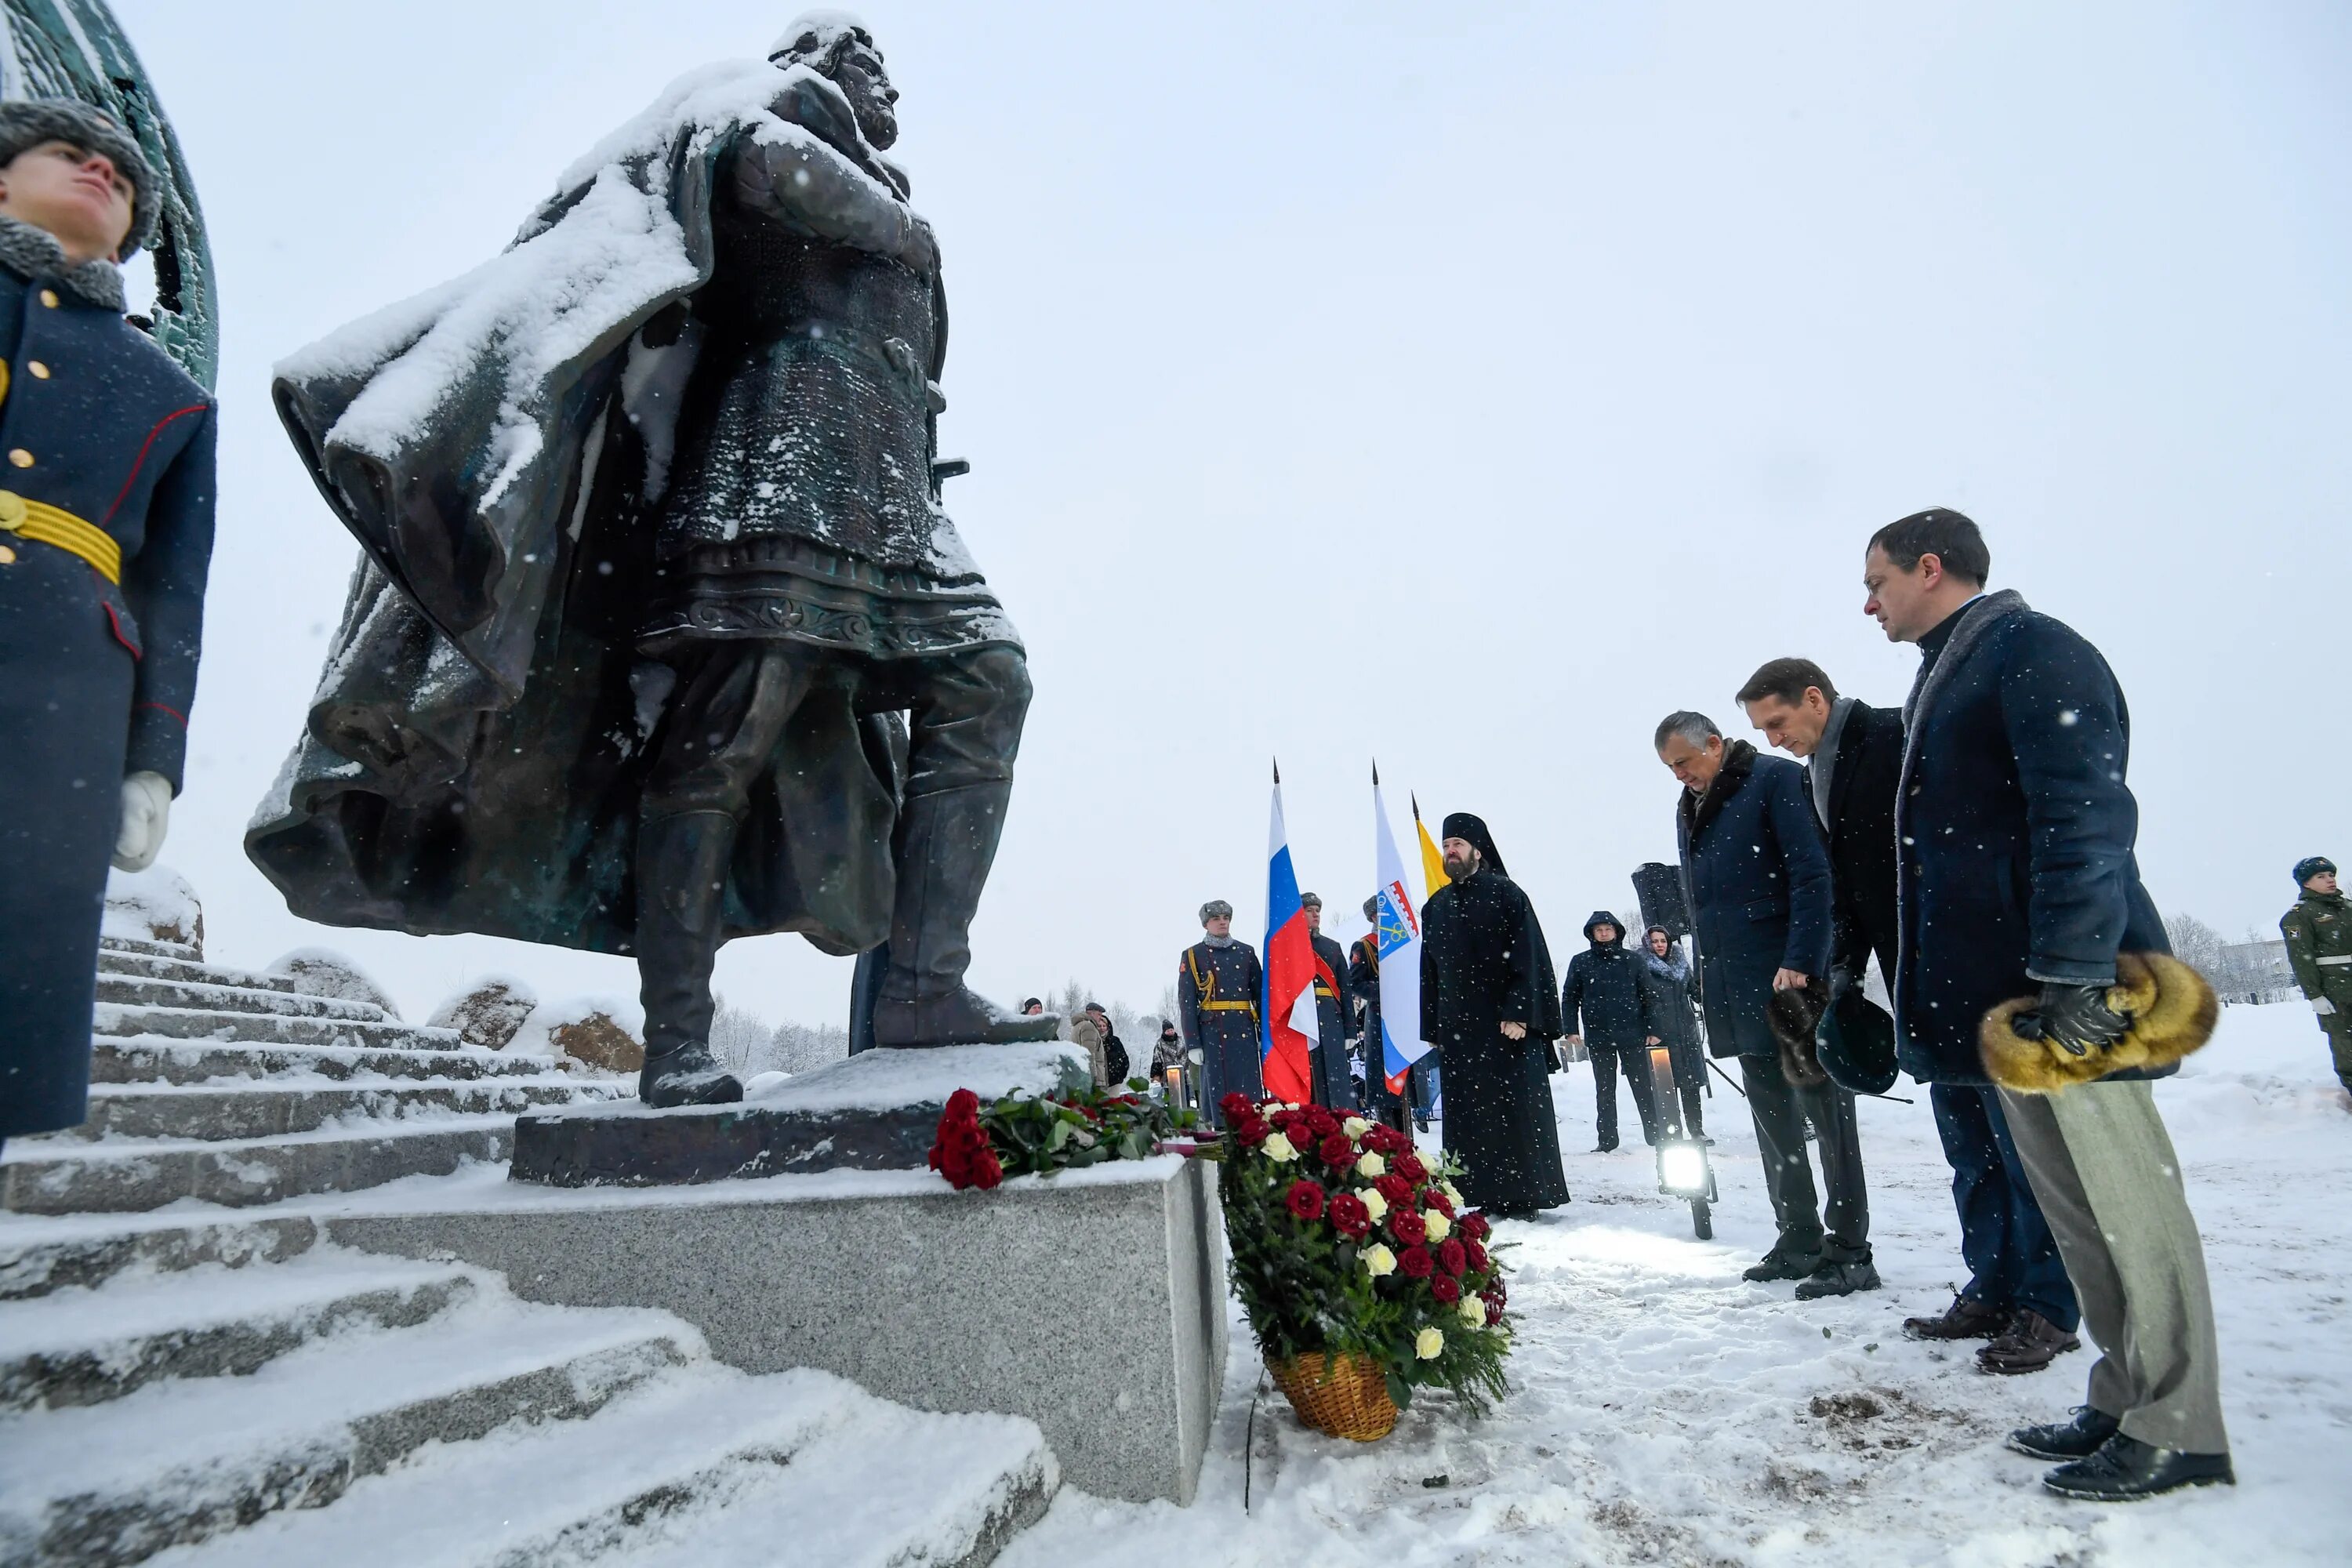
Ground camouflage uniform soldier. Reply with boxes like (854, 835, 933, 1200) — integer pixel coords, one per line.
(2280, 857, 2352, 1095)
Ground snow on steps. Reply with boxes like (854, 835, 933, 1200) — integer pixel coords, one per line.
(0, 1254, 699, 1567)
(95, 971, 394, 1022)
(99, 946, 302, 996)
(94, 1002, 460, 1051)
(62, 1075, 626, 1142)
(0, 1250, 1054, 1568)
(93, 1034, 568, 1086)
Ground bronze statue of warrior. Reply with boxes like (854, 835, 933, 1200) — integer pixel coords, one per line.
(252, 15, 1054, 1107)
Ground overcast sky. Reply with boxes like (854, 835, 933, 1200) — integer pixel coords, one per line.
(111, 0, 2350, 1029)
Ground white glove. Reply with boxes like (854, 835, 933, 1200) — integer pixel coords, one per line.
(2317, 996, 2338, 1017)
(111, 771, 172, 872)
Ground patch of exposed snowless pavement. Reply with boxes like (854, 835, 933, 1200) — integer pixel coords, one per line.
(1005, 1003, 2352, 1567)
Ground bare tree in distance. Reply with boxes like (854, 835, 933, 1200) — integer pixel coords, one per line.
(709, 995, 777, 1074)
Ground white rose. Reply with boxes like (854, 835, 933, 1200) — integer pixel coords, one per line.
(1423, 1210, 1452, 1242)
(1414, 1326, 1445, 1359)
(1362, 1243, 1397, 1277)
(1358, 1187, 1388, 1222)
(1459, 1298, 1488, 1328)
(1441, 1182, 1464, 1207)
(1356, 1152, 1386, 1179)
(1342, 1116, 1372, 1138)
(1263, 1131, 1298, 1163)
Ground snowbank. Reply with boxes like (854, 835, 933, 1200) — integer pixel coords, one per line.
(264, 949, 401, 1019)
(101, 864, 202, 955)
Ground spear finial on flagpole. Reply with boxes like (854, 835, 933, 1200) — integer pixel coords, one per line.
(1272, 757, 1280, 786)
(1410, 791, 1422, 822)
(1372, 758, 1381, 786)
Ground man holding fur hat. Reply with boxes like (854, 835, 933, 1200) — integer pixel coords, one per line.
(2279, 857, 2351, 1095)
(0, 100, 215, 1149)
(1864, 507, 2230, 1501)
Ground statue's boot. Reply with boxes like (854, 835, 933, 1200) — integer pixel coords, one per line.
(634, 809, 746, 1107)
(872, 782, 1060, 1047)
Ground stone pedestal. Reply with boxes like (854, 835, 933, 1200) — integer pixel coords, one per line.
(509, 1044, 1092, 1185)
(330, 1156, 1225, 1504)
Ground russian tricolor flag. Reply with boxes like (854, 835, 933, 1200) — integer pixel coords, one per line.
(1261, 766, 1316, 1103)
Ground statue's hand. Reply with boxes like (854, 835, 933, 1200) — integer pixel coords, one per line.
(112, 771, 172, 872)
(901, 213, 938, 276)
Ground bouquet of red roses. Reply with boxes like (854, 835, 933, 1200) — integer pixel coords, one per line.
(1218, 1094, 1511, 1422)
(929, 1080, 1197, 1191)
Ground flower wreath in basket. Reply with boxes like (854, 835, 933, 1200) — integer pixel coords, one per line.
(1216, 1094, 1512, 1416)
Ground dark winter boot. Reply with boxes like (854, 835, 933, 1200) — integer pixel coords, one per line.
(1743, 1240, 1825, 1283)
(1904, 1294, 2012, 1341)
(2006, 1406, 2120, 1462)
(1976, 1308, 2080, 1374)
(2041, 1434, 2234, 1501)
(1795, 1250, 1883, 1300)
(871, 784, 1060, 1048)
(633, 810, 743, 1109)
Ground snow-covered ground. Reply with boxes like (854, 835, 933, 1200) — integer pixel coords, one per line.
(1011, 1002, 2352, 1567)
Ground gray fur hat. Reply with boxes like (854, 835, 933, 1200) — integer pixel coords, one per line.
(1199, 899, 1233, 925)
(0, 98, 159, 258)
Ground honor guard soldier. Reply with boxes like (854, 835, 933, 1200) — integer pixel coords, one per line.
(1301, 893, 1356, 1110)
(0, 101, 216, 1151)
(1177, 899, 1262, 1125)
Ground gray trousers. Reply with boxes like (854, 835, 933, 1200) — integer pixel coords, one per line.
(1740, 1055, 1869, 1257)
(1998, 1081, 2229, 1454)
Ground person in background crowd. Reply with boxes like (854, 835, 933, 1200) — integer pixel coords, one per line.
(1635, 925, 1707, 1139)
(1351, 895, 1410, 1134)
(1562, 913, 1660, 1150)
(1150, 1015, 1196, 1109)
(2280, 857, 2350, 1098)
(1658, 710, 1877, 1299)
(1740, 655, 2078, 1372)
(1866, 506, 2228, 1500)
(1020, 997, 1045, 1017)
(1082, 1001, 1129, 1086)
(1300, 893, 1357, 1110)
(1177, 899, 1262, 1127)
(1070, 1006, 1110, 1087)
(1420, 813, 1570, 1218)
(0, 101, 218, 1158)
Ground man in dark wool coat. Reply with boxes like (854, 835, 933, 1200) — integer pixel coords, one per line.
(1177, 899, 1262, 1128)
(1419, 813, 1570, 1218)
(0, 102, 215, 1151)
(1864, 508, 2228, 1501)
(1301, 893, 1356, 1111)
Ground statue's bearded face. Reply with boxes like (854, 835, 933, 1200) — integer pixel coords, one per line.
(833, 41, 900, 149)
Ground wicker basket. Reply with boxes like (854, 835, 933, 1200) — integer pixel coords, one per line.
(1268, 1351, 1399, 1441)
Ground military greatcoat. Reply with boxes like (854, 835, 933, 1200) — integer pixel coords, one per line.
(1177, 938, 1262, 1125)
(0, 225, 216, 1139)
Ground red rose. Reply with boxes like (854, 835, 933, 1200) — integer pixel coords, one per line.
(1399, 1245, 1435, 1279)
(1305, 1106, 1340, 1138)
(1329, 1192, 1372, 1238)
(1219, 1093, 1258, 1125)
(1466, 1240, 1489, 1273)
(1485, 1298, 1503, 1326)
(945, 1087, 981, 1120)
(1363, 1125, 1404, 1156)
(1430, 1273, 1462, 1304)
(1459, 1211, 1490, 1242)
(1319, 1131, 1356, 1167)
(1284, 1179, 1327, 1221)
(1389, 1208, 1428, 1247)
(1236, 1119, 1270, 1149)
(1425, 1189, 1455, 1218)
(1482, 1276, 1508, 1308)
(1376, 1174, 1414, 1207)
(1438, 1238, 1468, 1277)
(1393, 1152, 1428, 1184)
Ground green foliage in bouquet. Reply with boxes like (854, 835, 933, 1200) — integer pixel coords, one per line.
(931, 1080, 1200, 1189)
(1216, 1094, 1512, 1415)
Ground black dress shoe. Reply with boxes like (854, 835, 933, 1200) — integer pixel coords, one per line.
(1904, 1294, 2010, 1341)
(1795, 1254, 1882, 1300)
(2007, 1406, 2119, 1461)
(2042, 1433, 2234, 1501)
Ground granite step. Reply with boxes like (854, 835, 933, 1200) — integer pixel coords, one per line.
(0, 1283, 698, 1568)
(58, 1076, 626, 1143)
(91, 1036, 550, 1087)
(97, 949, 303, 996)
(1, 1209, 324, 1302)
(142, 1363, 1055, 1568)
(95, 972, 393, 1023)
(1, 1116, 519, 1215)
(98, 935, 199, 962)
(94, 1004, 458, 1052)
(1, 1250, 481, 1412)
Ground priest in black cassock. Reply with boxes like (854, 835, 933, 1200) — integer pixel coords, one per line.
(1419, 813, 1571, 1217)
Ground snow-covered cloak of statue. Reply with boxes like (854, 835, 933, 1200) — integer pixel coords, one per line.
(247, 59, 931, 957)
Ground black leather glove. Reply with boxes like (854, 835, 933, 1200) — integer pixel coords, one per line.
(2015, 982, 2129, 1055)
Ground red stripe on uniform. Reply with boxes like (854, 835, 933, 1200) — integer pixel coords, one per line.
(102, 403, 209, 525)
(135, 699, 186, 726)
